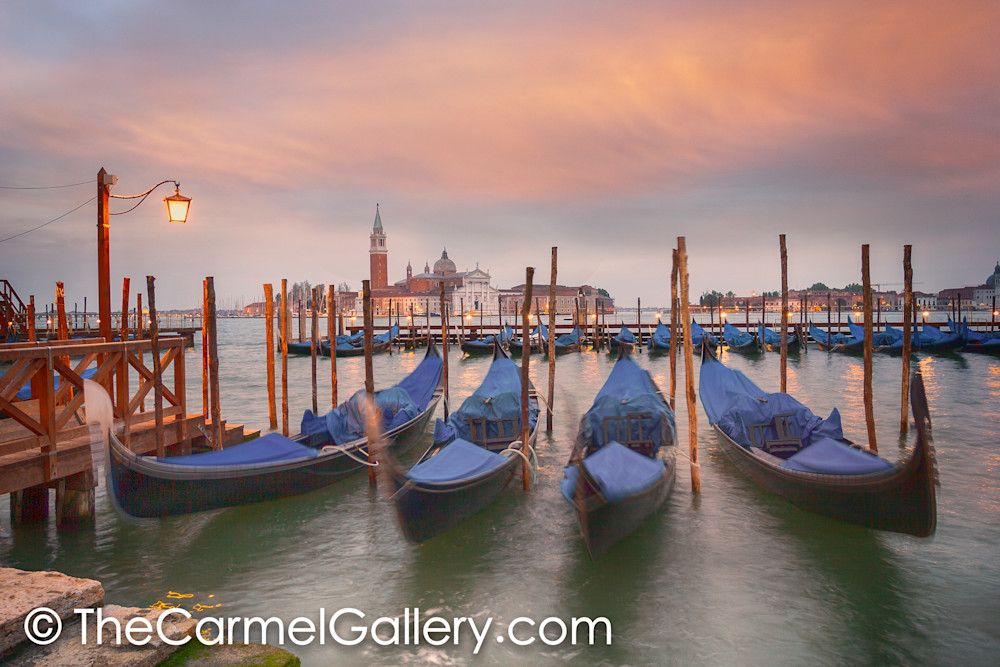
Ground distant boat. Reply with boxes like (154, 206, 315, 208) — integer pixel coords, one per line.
(723, 322, 761, 354)
(383, 343, 539, 542)
(809, 323, 863, 354)
(561, 350, 677, 557)
(552, 327, 581, 354)
(758, 323, 801, 353)
(647, 321, 671, 351)
(689, 320, 719, 351)
(321, 325, 398, 357)
(107, 343, 443, 518)
(508, 321, 548, 354)
(698, 344, 936, 536)
(609, 325, 636, 352)
(460, 325, 515, 355)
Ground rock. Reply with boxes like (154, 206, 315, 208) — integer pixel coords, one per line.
(0, 567, 104, 656)
(5, 603, 196, 666)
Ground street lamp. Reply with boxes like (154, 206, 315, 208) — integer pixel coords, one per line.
(97, 167, 191, 342)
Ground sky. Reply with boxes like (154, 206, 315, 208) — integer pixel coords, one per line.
(1, 0, 998, 311)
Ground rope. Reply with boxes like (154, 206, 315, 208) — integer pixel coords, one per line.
(321, 443, 378, 466)
(501, 441, 538, 486)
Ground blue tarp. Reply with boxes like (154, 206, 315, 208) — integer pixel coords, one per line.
(648, 321, 671, 349)
(576, 356, 675, 452)
(156, 433, 318, 466)
(809, 324, 856, 346)
(433, 354, 537, 445)
(690, 320, 718, 346)
(848, 317, 895, 346)
(407, 438, 509, 483)
(561, 442, 665, 504)
(758, 324, 795, 346)
(554, 327, 579, 348)
(698, 355, 895, 475)
(780, 437, 894, 475)
(299, 349, 442, 444)
(612, 326, 635, 345)
(724, 322, 755, 348)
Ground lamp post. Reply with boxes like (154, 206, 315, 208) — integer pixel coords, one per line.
(97, 167, 191, 342)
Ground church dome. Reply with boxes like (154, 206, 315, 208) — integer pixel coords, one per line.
(433, 248, 457, 275)
(987, 262, 1000, 287)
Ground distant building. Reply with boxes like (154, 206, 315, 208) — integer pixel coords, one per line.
(359, 207, 614, 316)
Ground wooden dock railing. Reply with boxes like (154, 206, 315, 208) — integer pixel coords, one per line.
(0, 337, 191, 497)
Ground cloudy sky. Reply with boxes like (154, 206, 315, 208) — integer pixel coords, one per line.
(2, 0, 997, 310)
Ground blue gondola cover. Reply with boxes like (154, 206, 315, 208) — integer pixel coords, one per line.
(407, 439, 509, 483)
(157, 433, 318, 466)
(561, 442, 665, 504)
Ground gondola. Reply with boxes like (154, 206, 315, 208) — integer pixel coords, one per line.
(809, 323, 864, 354)
(847, 317, 897, 347)
(460, 325, 514, 355)
(949, 317, 997, 344)
(383, 343, 539, 542)
(323, 325, 398, 357)
(961, 337, 1000, 355)
(561, 349, 677, 557)
(508, 321, 547, 354)
(757, 323, 801, 353)
(697, 344, 936, 536)
(609, 325, 636, 351)
(552, 327, 581, 354)
(723, 321, 761, 354)
(647, 321, 671, 351)
(689, 320, 719, 351)
(107, 343, 444, 518)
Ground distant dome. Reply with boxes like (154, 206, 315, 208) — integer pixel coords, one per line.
(987, 262, 1000, 287)
(433, 248, 456, 275)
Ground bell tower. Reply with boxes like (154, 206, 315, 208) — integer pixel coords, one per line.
(369, 204, 388, 289)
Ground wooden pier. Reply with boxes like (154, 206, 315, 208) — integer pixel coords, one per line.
(0, 336, 251, 528)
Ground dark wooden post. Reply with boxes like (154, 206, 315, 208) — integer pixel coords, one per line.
(28, 296, 36, 341)
(311, 287, 319, 415)
(669, 249, 679, 412)
(202, 280, 209, 418)
(520, 268, 534, 490)
(636, 297, 643, 349)
(900, 245, 913, 434)
(281, 279, 289, 436)
(862, 245, 878, 453)
(678, 238, 699, 492)
(780, 234, 789, 392)
(547, 247, 557, 430)
(297, 299, 306, 343)
(439, 280, 449, 418)
(204, 277, 222, 450)
(329, 287, 338, 408)
(117, 278, 130, 429)
(362, 279, 376, 486)
(264, 283, 277, 430)
(146, 276, 165, 457)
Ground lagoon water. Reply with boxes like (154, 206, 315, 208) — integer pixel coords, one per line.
(2, 317, 999, 665)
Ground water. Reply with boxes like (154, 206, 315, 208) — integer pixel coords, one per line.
(2, 318, 999, 665)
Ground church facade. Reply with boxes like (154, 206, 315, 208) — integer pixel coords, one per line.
(361, 207, 502, 316)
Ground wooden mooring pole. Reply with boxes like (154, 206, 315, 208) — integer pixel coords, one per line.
(547, 247, 557, 430)
(206, 277, 222, 450)
(202, 280, 209, 417)
(281, 279, 289, 436)
(264, 283, 277, 430)
(678, 238, 699, 492)
(520, 268, 534, 490)
(363, 280, 376, 486)
(329, 286, 337, 408)
(311, 287, 319, 415)
(862, 245, 878, 453)
(780, 234, 789, 392)
(147, 276, 165, 457)
(669, 249, 679, 412)
(900, 245, 913, 434)
(439, 280, 449, 419)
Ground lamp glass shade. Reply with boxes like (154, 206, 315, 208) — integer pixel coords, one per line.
(164, 191, 191, 224)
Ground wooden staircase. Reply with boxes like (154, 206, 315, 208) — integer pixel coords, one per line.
(1, 280, 29, 343)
